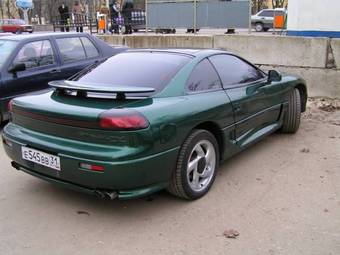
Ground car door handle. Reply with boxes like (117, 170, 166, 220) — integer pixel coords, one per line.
(50, 69, 61, 74)
(234, 105, 241, 112)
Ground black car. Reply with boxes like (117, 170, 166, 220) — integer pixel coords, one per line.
(0, 33, 127, 123)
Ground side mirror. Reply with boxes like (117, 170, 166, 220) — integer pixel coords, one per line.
(8, 63, 26, 74)
(268, 70, 282, 82)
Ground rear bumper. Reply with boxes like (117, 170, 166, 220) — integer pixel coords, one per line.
(21, 26, 34, 32)
(11, 161, 168, 199)
(2, 123, 179, 199)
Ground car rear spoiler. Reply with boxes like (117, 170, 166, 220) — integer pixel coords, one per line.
(49, 80, 155, 100)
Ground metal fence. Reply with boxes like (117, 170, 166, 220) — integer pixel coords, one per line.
(52, 13, 98, 34)
(147, 0, 250, 30)
(51, 0, 250, 34)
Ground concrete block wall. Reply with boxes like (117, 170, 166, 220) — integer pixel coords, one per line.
(97, 34, 340, 98)
(214, 35, 328, 68)
(330, 39, 340, 69)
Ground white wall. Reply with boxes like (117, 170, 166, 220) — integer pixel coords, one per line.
(288, 0, 340, 32)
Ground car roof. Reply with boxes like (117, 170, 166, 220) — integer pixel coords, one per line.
(126, 48, 229, 57)
(259, 8, 286, 11)
(0, 32, 90, 42)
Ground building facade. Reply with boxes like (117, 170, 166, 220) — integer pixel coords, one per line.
(287, 0, 340, 38)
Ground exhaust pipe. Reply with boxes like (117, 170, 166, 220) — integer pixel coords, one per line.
(104, 191, 118, 200)
(94, 190, 118, 200)
(11, 161, 21, 170)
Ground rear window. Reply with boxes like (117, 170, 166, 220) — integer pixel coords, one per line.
(76, 52, 191, 93)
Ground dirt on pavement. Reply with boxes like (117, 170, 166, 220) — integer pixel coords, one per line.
(0, 98, 339, 255)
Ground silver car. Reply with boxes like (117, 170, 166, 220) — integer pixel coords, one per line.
(251, 8, 286, 32)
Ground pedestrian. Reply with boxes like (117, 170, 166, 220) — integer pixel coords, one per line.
(110, 1, 120, 34)
(99, 0, 110, 33)
(58, 3, 70, 32)
(122, 0, 134, 34)
(73, 0, 84, 32)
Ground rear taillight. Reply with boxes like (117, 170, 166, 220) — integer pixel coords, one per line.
(79, 163, 104, 172)
(99, 109, 149, 130)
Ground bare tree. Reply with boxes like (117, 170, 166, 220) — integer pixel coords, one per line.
(272, 0, 286, 8)
(5, 0, 17, 18)
(252, 0, 267, 14)
(0, 0, 4, 19)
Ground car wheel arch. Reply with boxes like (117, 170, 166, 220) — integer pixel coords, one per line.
(191, 121, 224, 159)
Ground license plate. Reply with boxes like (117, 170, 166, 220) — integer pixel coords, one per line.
(22, 146, 61, 171)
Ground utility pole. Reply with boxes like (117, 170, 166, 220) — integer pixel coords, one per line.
(193, 0, 197, 33)
(248, 0, 252, 34)
(145, 0, 148, 33)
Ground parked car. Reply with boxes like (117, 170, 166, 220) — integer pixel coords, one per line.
(2, 49, 307, 200)
(251, 8, 286, 32)
(0, 19, 34, 34)
(0, 32, 127, 123)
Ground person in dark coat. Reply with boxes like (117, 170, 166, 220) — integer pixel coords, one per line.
(110, 1, 120, 34)
(58, 3, 70, 32)
(122, 0, 134, 34)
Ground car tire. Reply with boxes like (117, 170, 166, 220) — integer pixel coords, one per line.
(255, 22, 264, 32)
(167, 129, 219, 200)
(281, 88, 301, 133)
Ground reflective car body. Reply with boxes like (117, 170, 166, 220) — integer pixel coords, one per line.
(0, 33, 127, 123)
(0, 19, 34, 33)
(2, 49, 307, 200)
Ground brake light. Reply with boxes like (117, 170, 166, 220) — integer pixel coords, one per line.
(99, 109, 149, 130)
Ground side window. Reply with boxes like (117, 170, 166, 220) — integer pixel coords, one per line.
(275, 11, 285, 16)
(56, 37, 86, 63)
(209, 55, 265, 88)
(80, 37, 100, 58)
(186, 59, 222, 93)
(261, 10, 274, 17)
(13, 40, 55, 70)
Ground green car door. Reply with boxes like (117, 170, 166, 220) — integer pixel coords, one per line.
(209, 54, 282, 148)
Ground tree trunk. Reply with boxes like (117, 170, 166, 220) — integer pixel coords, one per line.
(0, 0, 4, 19)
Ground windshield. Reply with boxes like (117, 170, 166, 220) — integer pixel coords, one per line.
(16, 19, 26, 25)
(76, 52, 192, 93)
(0, 40, 18, 69)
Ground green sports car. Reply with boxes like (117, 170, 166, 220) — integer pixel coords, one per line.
(2, 49, 307, 200)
